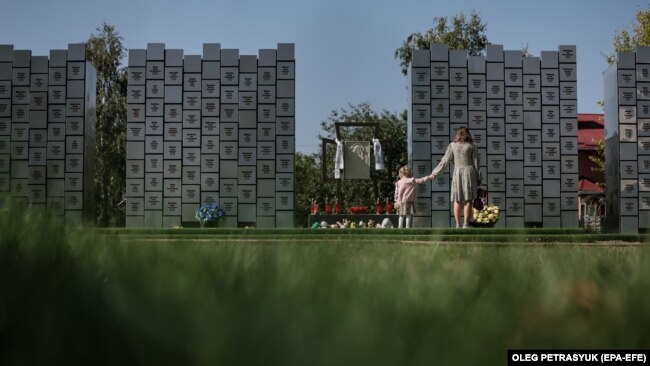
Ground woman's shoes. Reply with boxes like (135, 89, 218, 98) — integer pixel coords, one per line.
(462, 224, 469, 229)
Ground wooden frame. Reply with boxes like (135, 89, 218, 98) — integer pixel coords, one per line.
(320, 122, 394, 199)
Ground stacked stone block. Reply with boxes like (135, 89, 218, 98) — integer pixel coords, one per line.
(126, 43, 295, 228)
(0, 43, 95, 222)
(604, 47, 650, 233)
(410, 44, 578, 228)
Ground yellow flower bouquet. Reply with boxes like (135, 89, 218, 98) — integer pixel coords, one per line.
(470, 204, 500, 228)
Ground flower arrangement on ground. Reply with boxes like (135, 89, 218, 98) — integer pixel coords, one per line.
(195, 204, 226, 227)
(470, 204, 499, 227)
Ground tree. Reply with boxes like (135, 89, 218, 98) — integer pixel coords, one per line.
(588, 139, 605, 183)
(294, 103, 408, 227)
(294, 152, 332, 227)
(606, 6, 650, 64)
(395, 11, 488, 75)
(86, 23, 128, 226)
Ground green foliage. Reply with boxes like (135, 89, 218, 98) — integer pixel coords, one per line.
(395, 11, 488, 75)
(2, 204, 650, 365)
(295, 152, 335, 227)
(318, 102, 408, 208)
(606, 6, 650, 64)
(86, 23, 128, 227)
(588, 139, 606, 182)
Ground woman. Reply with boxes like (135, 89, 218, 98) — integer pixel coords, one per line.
(431, 126, 482, 228)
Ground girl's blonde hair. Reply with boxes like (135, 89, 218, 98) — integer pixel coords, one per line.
(454, 126, 473, 143)
(399, 165, 412, 178)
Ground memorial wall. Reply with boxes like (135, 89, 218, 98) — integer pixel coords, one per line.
(604, 47, 650, 233)
(410, 44, 579, 228)
(125, 43, 295, 228)
(0, 43, 96, 222)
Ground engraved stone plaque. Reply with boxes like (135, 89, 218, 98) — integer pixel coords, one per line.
(220, 141, 238, 159)
(523, 75, 540, 92)
(467, 111, 486, 129)
(620, 198, 638, 215)
(412, 68, 430, 85)
(183, 147, 200, 166)
(505, 87, 522, 105)
(275, 191, 293, 210)
(146, 62, 164, 79)
(412, 123, 431, 141)
(276, 154, 294, 173)
(221, 67, 239, 85)
(219, 178, 237, 198)
(258, 67, 276, 85)
(201, 117, 219, 136)
(560, 81, 578, 99)
(487, 155, 505, 173)
(258, 105, 276, 123)
(543, 161, 561, 179)
(561, 174, 578, 191)
(182, 110, 200, 129)
(620, 179, 638, 197)
(220, 105, 238, 122)
(560, 100, 577, 118)
(523, 93, 541, 111)
(277, 62, 295, 79)
(201, 154, 219, 173)
(47, 161, 65, 178)
(65, 154, 83, 172)
(524, 167, 542, 184)
(201, 135, 219, 154)
(543, 198, 561, 216)
(505, 105, 523, 123)
(487, 118, 504, 135)
(145, 173, 163, 191)
(182, 166, 200, 186)
(488, 173, 505, 192)
(560, 156, 577, 174)
(487, 99, 505, 117)
(506, 198, 524, 216)
(449, 105, 467, 123)
(254, 157, 275, 178)
(163, 178, 182, 198)
(505, 142, 523, 159)
(238, 147, 256, 166)
(505, 69, 522, 86)
(524, 145, 542, 166)
(559, 63, 576, 81)
(541, 69, 559, 87)
(182, 185, 200, 204)
(541, 106, 560, 123)
(125, 178, 144, 197)
(183, 92, 201, 110)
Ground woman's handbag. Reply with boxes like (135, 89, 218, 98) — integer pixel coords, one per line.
(473, 187, 487, 210)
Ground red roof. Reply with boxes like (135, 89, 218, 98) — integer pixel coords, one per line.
(578, 128, 604, 149)
(579, 179, 605, 194)
(577, 113, 604, 125)
(577, 113, 604, 149)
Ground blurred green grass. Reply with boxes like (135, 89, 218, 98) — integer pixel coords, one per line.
(1, 205, 649, 365)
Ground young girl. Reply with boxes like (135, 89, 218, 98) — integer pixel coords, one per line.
(394, 165, 434, 228)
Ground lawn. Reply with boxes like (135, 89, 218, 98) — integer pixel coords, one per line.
(1, 208, 649, 365)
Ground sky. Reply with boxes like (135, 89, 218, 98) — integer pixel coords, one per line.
(0, 0, 646, 153)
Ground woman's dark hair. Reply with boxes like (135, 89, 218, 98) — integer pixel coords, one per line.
(454, 126, 473, 143)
